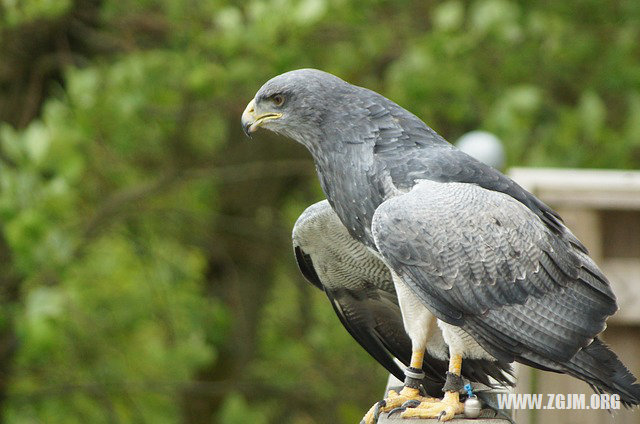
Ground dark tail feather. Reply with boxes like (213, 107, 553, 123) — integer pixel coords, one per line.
(463, 358, 514, 389)
(563, 338, 640, 407)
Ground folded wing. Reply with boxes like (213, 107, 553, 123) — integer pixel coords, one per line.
(372, 179, 618, 365)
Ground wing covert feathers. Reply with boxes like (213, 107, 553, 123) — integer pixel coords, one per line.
(372, 180, 617, 364)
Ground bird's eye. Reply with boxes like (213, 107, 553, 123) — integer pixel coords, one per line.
(272, 94, 285, 107)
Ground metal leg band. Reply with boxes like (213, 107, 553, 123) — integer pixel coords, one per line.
(442, 371, 464, 392)
(404, 366, 425, 389)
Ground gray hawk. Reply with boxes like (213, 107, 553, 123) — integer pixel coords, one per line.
(241, 69, 640, 422)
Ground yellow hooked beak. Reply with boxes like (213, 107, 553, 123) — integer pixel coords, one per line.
(241, 99, 283, 137)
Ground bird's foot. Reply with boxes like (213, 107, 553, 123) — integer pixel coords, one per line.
(361, 387, 437, 424)
(400, 391, 464, 422)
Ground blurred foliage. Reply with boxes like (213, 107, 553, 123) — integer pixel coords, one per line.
(0, 0, 639, 423)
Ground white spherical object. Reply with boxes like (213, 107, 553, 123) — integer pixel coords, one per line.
(464, 396, 482, 418)
(455, 131, 505, 170)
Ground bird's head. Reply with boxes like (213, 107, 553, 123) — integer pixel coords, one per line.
(241, 69, 350, 146)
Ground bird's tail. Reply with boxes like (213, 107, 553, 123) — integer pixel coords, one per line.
(562, 337, 640, 407)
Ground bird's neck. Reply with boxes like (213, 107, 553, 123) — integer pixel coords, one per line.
(310, 143, 395, 248)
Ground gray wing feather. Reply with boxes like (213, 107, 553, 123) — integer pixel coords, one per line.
(293, 200, 513, 391)
(372, 180, 618, 364)
(292, 201, 407, 378)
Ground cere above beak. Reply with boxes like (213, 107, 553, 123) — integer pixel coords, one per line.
(241, 99, 282, 138)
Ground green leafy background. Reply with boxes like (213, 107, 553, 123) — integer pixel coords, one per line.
(0, 0, 639, 423)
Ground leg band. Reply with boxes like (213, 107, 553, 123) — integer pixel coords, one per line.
(404, 366, 425, 389)
(442, 371, 464, 392)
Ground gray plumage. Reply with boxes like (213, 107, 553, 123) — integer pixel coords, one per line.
(372, 179, 615, 364)
(243, 68, 640, 405)
(292, 200, 513, 397)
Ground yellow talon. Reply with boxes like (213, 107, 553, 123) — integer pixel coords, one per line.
(362, 387, 437, 424)
(400, 391, 465, 421)
(362, 349, 445, 423)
